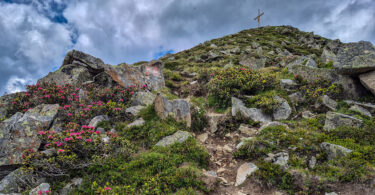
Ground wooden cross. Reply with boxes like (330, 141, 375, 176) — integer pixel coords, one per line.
(254, 9, 264, 28)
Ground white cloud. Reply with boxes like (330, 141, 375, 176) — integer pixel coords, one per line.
(0, 2, 72, 94)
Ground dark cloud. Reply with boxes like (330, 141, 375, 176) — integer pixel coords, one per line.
(0, 0, 374, 94)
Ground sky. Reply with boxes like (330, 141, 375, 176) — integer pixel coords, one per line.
(0, 0, 375, 94)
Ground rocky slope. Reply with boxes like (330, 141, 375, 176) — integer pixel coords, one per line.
(1, 25, 375, 194)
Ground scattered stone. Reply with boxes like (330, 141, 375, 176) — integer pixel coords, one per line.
(206, 113, 226, 133)
(349, 105, 372, 117)
(29, 183, 50, 195)
(273, 152, 289, 168)
(259, 121, 289, 132)
(321, 95, 338, 111)
(273, 96, 292, 120)
(78, 89, 88, 102)
(125, 106, 145, 116)
(309, 156, 317, 169)
(324, 112, 363, 130)
(287, 56, 317, 68)
(239, 54, 266, 70)
(334, 41, 375, 75)
(59, 178, 83, 195)
(0, 104, 59, 167)
(130, 91, 156, 106)
(288, 92, 304, 106)
(320, 142, 352, 160)
(126, 118, 145, 128)
(155, 131, 192, 147)
(238, 124, 257, 136)
(201, 171, 219, 191)
(201, 51, 222, 62)
(280, 79, 297, 90)
(154, 94, 192, 127)
(88, 115, 109, 128)
(0, 168, 45, 194)
(232, 97, 272, 124)
(302, 110, 316, 119)
(197, 133, 208, 143)
(210, 43, 217, 48)
(359, 70, 375, 96)
(235, 162, 258, 186)
(344, 100, 375, 113)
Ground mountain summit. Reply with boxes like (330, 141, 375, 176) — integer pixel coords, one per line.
(1, 26, 375, 194)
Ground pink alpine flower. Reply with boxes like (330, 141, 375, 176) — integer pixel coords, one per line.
(104, 187, 112, 191)
(67, 113, 73, 117)
(39, 131, 46, 135)
(45, 190, 51, 194)
(57, 149, 64, 153)
(95, 131, 101, 134)
(45, 94, 51, 98)
(48, 135, 54, 139)
(85, 138, 92, 143)
(114, 107, 121, 111)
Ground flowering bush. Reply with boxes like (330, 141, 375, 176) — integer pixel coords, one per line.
(23, 122, 134, 177)
(208, 66, 276, 107)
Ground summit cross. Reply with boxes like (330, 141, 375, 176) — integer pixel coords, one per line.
(254, 9, 264, 28)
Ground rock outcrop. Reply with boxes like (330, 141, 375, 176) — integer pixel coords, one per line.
(0, 104, 59, 168)
(155, 131, 192, 147)
(323, 111, 363, 130)
(231, 97, 272, 124)
(38, 50, 165, 91)
(154, 94, 191, 127)
(334, 41, 375, 75)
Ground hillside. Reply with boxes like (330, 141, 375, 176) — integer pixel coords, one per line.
(1, 25, 375, 194)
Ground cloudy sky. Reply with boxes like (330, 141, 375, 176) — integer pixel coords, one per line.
(1, 0, 375, 94)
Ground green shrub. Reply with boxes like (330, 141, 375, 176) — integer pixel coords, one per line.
(208, 66, 276, 108)
(190, 106, 208, 132)
(77, 138, 209, 194)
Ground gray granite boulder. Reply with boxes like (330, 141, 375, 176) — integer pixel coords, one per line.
(130, 91, 156, 106)
(288, 65, 369, 98)
(334, 41, 375, 75)
(235, 162, 258, 186)
(0, 104, 59, 167)
(321, 95, 338, 111)
(239, 54, 266, 70)
(359, 70, 375, 96)
(154, 94, 191, 127)
(273, 96, 291, 120)
(88, 115, 109, 128)
(155, 131, 192, 147)
(0, 168, 45, 194)
(231, 97, 271, 124)
(125, 106, 145, 117)
(349, 105, 372, 117)
(280, 79, 297, 90)
(323, 112, 363, 131)
(126, 118, 145, 128)
(320, 142, 352, 160)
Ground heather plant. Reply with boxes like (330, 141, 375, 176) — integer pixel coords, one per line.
(208, 66, 276, 108)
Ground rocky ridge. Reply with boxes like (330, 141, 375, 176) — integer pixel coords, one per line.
(1, 25, 375, 194)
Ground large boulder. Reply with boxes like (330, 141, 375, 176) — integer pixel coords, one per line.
(287, 56, 317, 68)
(155, 131, 192, 147)
(206, 113, 226, 133)
(39, 50, 165, 91)
(359, 70, 375, 96)
(334, 41, 375, 75)
(0, 168, 45, 194)
(38, 50, 107, 86)
(320, 142, 352, 160)
(288, 65, 369, 98)
(231, 97, 272, 124)
(0, 104, 59, 167)
(273, 96, 292, 120)
(130, 91, 157, 106)
(107, 60, 165, 90)
(154, 94, 191, 127)
(323, 111, 363, 131)
(239, 54, 266, 70)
